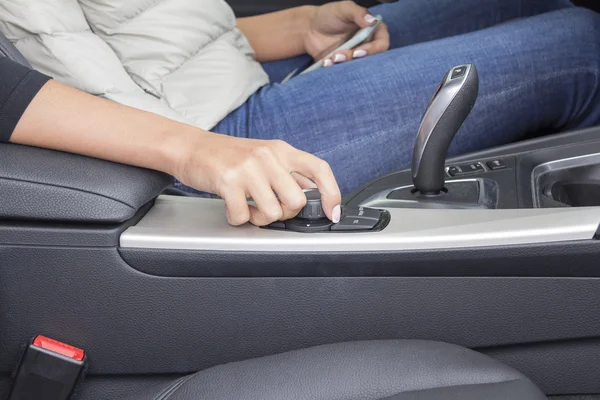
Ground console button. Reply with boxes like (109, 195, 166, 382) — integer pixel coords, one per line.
(451, 66, 466, 79)
(331, 216, 378, 232)
(487, 160, 506, 170)
(285, 218, 332, 233)
(447, 166, 463, 177)
(344, 206, 381, 221)
(267, 221, 286, 230)
(463, 163, 484, 173)
(447, 163, 483, 177)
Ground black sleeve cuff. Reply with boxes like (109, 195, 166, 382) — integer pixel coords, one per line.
(0, 57, 51, 142)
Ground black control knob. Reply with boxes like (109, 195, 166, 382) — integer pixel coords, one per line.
(297, 189, 326, 220)
(412, 64, 479, 195)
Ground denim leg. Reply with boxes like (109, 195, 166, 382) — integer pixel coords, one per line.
(370, 0, 574, 49)
(260, 0, 574, 83)
(214, 8, 600, 195)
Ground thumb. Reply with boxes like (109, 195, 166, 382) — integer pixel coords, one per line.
(336, 2, 376, 29)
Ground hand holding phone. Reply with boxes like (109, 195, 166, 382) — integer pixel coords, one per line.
(281, 15, 384, 84)
(300, 14, 383, 75)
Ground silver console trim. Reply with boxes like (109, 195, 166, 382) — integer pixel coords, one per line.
(119, 195, 600, 252)
(531, 152, 600, 207)
(359, 178, 497, 210)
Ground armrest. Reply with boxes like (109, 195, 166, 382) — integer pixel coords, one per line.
(0, 143, 173, 223)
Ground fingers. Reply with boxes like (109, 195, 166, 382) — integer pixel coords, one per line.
(246, 146, 307, 225)
(322, 49, 352, 67)
(214, 139, 341, 227)
(269, 165, 308, 221)
(247, 178, 283, 226)
(289, 151, 342, 223)
(292, 172, 317, 190)
(322, 22, 389, 67)
(221, 188, 250, 226)
(353, 22, 390, 56)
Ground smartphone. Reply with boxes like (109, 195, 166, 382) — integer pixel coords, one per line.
(281, 15, 383, 84)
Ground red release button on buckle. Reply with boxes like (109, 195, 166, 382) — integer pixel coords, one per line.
(32, 335, 85, 361)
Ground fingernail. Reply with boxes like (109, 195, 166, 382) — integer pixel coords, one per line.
(364, 14, 377, 24)
(323, 58, 333, 67)
(332, 205, 341, 224)
(333, 54, 347, 63)
(353, 49, 367, 58)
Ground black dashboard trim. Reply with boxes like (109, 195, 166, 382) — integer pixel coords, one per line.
(119, 239, 600, 278)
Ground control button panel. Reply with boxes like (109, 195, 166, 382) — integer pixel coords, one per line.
(447, 162, 484, 177)
(446, 159, 510, 178)
(266, 206, 389, 233)
(487, 160, 506, 170)
(352, 206, 382, 221)
(331, 216, 378, 232)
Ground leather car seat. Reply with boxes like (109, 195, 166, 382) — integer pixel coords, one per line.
(123, 340, 545, 400)
(0, 35, 546, 400)
(122, 340, 546, 400)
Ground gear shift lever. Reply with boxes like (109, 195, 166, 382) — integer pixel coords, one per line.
(412, 64, 479, 195)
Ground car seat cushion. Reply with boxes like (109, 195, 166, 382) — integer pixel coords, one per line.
(125, 340, 546, 400)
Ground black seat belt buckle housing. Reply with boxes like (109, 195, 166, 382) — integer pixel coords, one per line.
(9, 335, 86, 400)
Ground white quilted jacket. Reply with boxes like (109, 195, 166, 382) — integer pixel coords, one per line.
(0, 0, 269, 130)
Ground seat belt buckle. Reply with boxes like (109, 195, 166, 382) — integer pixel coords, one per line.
(9, 335, 87, 400)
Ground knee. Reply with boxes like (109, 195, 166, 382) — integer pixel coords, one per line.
(551, 8, 600, 69)
(565, 8, 600, 40)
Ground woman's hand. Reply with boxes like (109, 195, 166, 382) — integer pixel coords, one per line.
(175, 133, 342, 227)
(304, 1, 390, 65)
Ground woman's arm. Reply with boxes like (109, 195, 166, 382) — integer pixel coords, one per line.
(6, 73, 342, 226)
(237, 6, 316, 62)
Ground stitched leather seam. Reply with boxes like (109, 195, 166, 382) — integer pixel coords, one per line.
(381, 378, 525, 398)
(155, 374, 196, 400)
(152, 377, 182, 400)
(0, 176, 137, 211)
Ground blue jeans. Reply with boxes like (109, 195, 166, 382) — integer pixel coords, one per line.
(185, 0, 600, 195)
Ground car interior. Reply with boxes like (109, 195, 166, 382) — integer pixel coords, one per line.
(2, 1, 600, 400)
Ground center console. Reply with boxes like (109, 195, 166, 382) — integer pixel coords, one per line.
(121, 65, 600, 253)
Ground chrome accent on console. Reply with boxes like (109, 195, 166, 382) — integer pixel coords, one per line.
(360, 178, 498, 209)
(532, 152, 600, 207)
(120, 195, 600, 252)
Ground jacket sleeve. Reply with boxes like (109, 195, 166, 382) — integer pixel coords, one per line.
(0, 57, 51, 142)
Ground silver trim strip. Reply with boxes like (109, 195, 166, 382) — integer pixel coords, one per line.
(532, 152, 600, 207)
(119, 195, 600, 252)
(359, 178, 498, 210)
